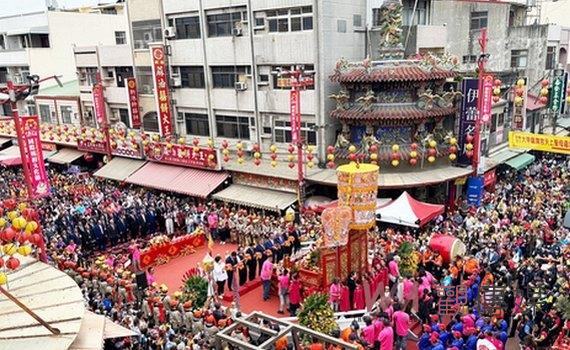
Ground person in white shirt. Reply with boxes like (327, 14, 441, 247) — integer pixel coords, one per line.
(213, 255, 228, 296)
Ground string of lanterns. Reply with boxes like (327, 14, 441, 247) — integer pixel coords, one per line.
(539, 79, 549, 105)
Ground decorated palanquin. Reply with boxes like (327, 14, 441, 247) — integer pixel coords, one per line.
(298, 163, 377, 289)
(140, 230, 205, 268)
(328, 0, 461, 168)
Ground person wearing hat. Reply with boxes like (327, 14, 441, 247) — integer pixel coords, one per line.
(417, 325, 432, 350)
(168, 300, 182, 330)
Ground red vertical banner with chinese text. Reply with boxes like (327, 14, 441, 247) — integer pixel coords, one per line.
(21, 116, 50, 198)
(290, 88, 300, 143)
(150, 44, 173, 137)
(480, 75, 493, 124)
(126, 77, 141, 128)
(92, 83, 107, 128)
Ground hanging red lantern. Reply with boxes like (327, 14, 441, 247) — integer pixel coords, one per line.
(410, 143, 418, 150)
(539, 95, 548, 104)
(270, 153, 277, 161)
(288, 144, 295, 154)
(494, 79, 502, 86)
(192, 138, 199, 146)
(254, 158, 261, 166)
(465, 134, 474, 143)
(223, 155, 230, 163)
(541, 79, 549, 87)
(428, 148, 437, 157)
(288, 162, 295, 169)
(348, 153, 357, 162)
(369, 144, 378, 153)
(327, 161, 335, 169)
(6, 257, 20, 270)
(449, 145, 458, 154)
(409, 158, 418, 166)
(466, 150, 474, 158)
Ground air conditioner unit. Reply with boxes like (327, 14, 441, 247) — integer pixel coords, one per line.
(235, 81, 247, 91)
(232, 27, 243, 37)
(164, 26, 176, 39)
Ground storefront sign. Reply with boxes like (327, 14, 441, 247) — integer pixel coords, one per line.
(512, 77, 527, 131)
(145, 142, 220, 170)
(77, 139, 108, 154)
(480, 75, 493, 123)
(290, 89, 300, 143)
(233, 172, 298, 193)
(508, 131, 570, 155)
(458, 78, 479, 166)
(126, 78, 141, 128)
(550, 69, 565, 113)
(112, 146, 144, 159)
(150, 45, 173, 137)
(466, 176, 484, 207)
(41, 142, 57, 151)
(21, 116, 50, 198)
(483, 169, 496, 187)
(92, 83, 107, 128)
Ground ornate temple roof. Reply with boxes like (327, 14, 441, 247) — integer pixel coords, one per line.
(330, 55, 458, 84)
(330, 104, 457, 122)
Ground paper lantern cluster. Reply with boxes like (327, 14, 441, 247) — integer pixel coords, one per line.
(492, 79, 502, 103)
(108, 128, 140, 151)
(514, 78, 526, 107)
(287, 144, 295, 169)
(0, 201, 42, 286)
(391, 144, 400, 167)
(270, 144, 278, 167)
(306, 145, 315, 168)
(326, 146, 336, 169)
(448, 137, 458, 161)
(465, 134, 474, 158)
(236, 142, 245, 164)
(539, 79, 549, 105)
(426, 139, 437, 163)
(0, 121, 82, 146)
(221, 140, 230, 163)
(252, 143, 261, 166)
(409, 143, 418, 166)
(369, 144, 378, 165)
(79, 127, 106, 143)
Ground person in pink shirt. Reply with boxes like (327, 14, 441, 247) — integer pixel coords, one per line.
(392, 304, 410, 350)
(277, 268, 289, 314)
(260, 256, 274, 300)
(328, 277, 342, 311)
(377, 318, 394, 350)
(288, 273, 302, 316)
(360, 316, 376, 347)
(388, 256, 400, 294)
(372, 312, 384, 340)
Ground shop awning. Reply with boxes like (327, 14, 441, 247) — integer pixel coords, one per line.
(375, 191, 445, 228)
(212, 184, 297, 212)
(94, 157, 146, 182)
(0, 145, 55, 166)
(126, 162, 228, 197)
(505, 153, 535, 170)
(47, 148, 85, 164)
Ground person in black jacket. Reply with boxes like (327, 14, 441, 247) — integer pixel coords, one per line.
(225, 251, 238, 291)
(347, 271, 357, 309)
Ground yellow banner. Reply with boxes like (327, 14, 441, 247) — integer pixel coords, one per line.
(508, 131, 570, 155)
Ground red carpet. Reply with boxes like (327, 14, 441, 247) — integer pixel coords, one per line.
(153, 242, 281, 316)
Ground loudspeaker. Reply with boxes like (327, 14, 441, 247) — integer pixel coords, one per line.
(135, 271, 148, 290)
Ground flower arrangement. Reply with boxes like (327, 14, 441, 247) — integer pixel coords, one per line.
(148, 235, 171, 248)
(298, 293, 338, 335)
(181, 275, 209, 310)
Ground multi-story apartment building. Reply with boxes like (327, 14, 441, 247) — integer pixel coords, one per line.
(0, 2, 127, 117)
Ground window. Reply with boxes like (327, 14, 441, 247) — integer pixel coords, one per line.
(375, 0, 428, 26)
(115, 66, 133, 88)
(183, 113, 210, 136)
(490, 113, 497, 133)
(206, 8, 247, 37)
(39, 104, 51, 123)
(462, 55, 477, 64)
(216, 115, 250, 139)
(497, 113, 505, 126)
(337, 19, 347, 33)
(272, 65, 314, 90)
(115, 31, 126, 45)
(26, 102, 36, 116)
(143, 112, 160, 132)
(353, 14, 362, 28)
(119, 109, 130, 128)
(211, 66, 250, 88)
(136, 67, 154, 94)
(132, 20, 163, 49)
(274, 120, 316, 145)
(169, 16, 201, 39)
(470, 11, 488, 30)
(263, 6, 313, 33)
(511, 49, 528, 68)
(546, 46, 556, 69)
(60, 105, 73, 124)
(0, 35, 5, 50)
(175, 66, 205, 88)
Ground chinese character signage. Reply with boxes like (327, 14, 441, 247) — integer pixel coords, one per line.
(126, 78, 141, 128)
(92, 83, 107, 128)
(480, 75, 493, 123)
(512, 78, 528, 131)
(466, 176, 484, 206)
(145, 142, 220, 170)
(290, 89, 300, 143)
(150, 45, 173, 137)
(483, 169, 496, 187)
(550, 69, 565, 113)
(458, 78, 478, 166)
(77, 139, 108, 154)
(21, 116, 50, 198)
(508, 131, 570, 155)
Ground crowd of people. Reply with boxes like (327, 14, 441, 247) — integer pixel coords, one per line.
(1, 151, 569, 350)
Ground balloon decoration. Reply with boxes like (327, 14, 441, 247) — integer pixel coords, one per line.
(409, 143, 418, 166)
(0, 201, 42, 286)
(539, 79, 549, 105)
(287, 144, 295, 169)
(236, 141, 245, 165)
(306, 145, 315, 168)
(252, 143, 261, 166)
(269, 144, 278, 167)
(221, 140, 230, 163)
(326, 145, 336, 169)
(492, 79, 502, 103)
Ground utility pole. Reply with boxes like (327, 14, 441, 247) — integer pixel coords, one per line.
(275, 66, 315, 211)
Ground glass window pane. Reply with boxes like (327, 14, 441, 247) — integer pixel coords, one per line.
(268, 19, 278, 32)
(291, 17, 302, 31)
(303, 17, 313, 30)
(278, 18, 288, 32)
(291, 8, 301, 15)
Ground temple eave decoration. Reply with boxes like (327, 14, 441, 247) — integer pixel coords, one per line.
(331, 105, 458, 123)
